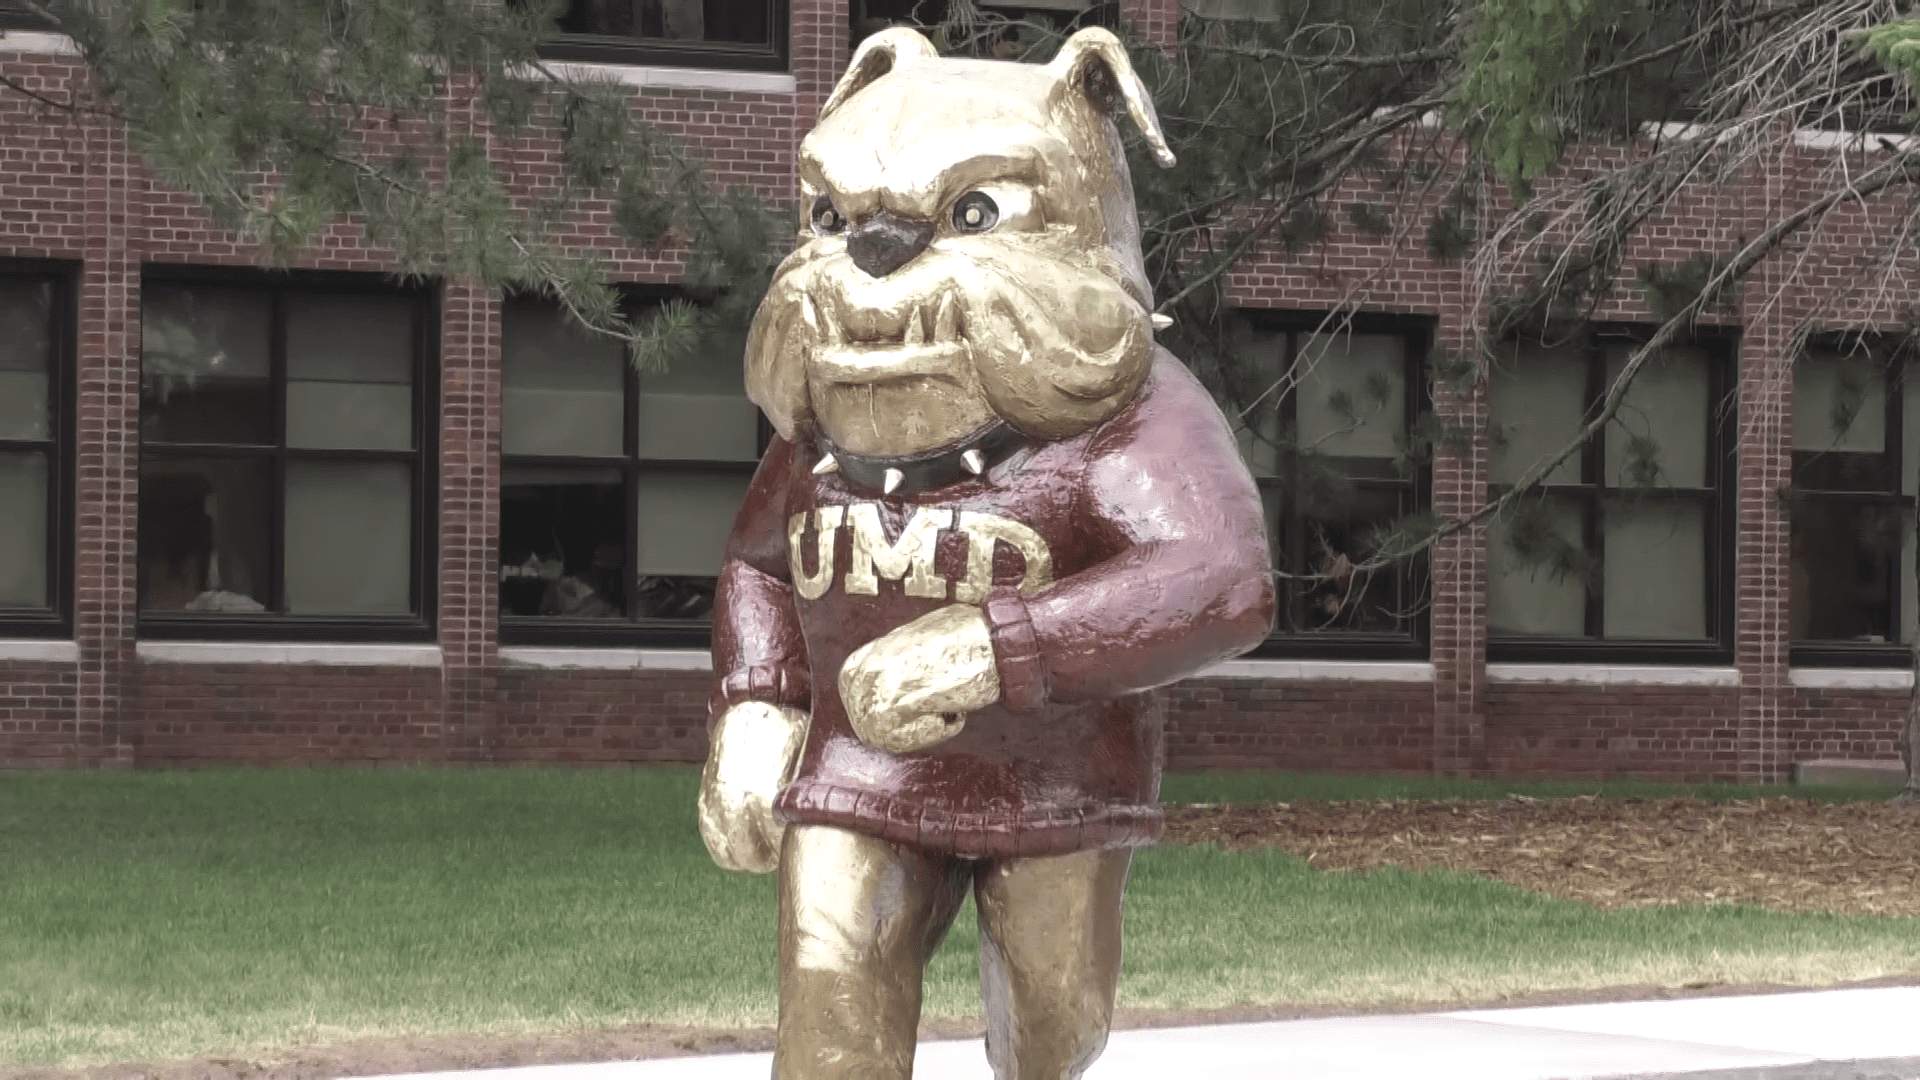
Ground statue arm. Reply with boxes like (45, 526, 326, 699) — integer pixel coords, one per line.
(986, 353, 1277, 710)
(709, 434, 812, 725)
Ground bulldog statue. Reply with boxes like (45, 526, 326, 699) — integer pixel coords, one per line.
(700, 26, 1276, 1080)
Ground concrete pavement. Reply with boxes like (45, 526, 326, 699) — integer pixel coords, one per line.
(365, 986, 1920, 1080)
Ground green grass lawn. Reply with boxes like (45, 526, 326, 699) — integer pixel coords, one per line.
(2, 767, 1916, 1067)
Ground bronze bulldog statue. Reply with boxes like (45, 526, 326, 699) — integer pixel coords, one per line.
(700, 26, 1275, 1080)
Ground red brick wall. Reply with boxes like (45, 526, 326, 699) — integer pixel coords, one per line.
(131, 663, 445, 765)
(0, 660, 82, 767)
(496, 669, 709, 764)
(1164, 677, 1434, 773)
(1486, 684, 1744, 781)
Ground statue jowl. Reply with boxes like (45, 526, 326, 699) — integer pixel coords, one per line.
(700, 27, 1276, 1080)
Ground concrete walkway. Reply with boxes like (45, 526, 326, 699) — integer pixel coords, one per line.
(367, 986, 1920, 1080)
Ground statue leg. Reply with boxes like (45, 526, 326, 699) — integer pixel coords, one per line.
(973, 848, 1133, 1080)
(774, 824, 971, 1080)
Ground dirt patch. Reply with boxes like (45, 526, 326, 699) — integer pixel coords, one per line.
(1163, 795, 1920, 916)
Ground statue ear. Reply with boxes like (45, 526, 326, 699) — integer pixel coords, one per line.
(820, 27, 939, 120)
(1046, 28, 1176, 168)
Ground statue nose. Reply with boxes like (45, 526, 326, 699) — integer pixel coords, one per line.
(847, 211, 936, 278)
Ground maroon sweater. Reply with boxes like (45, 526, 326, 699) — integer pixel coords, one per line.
(711, 351, 1275, 859)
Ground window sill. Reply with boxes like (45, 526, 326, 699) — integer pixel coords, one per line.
(499, 647, 711, 671)
(0, 29, 77, 54)
(530, 60, 795, 94)
(0, 639, 78, 663)
(135, 642, 442, 667)
(1197, 659, 1435, 682)
(1790, 668, 1914, 691)
(1487, 663, 1740, 687)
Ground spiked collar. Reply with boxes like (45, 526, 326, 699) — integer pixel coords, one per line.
(812, 422, 1025, 496)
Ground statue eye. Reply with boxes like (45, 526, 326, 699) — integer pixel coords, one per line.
(811, 195, 846, 235)
(952, 191, 999, 233)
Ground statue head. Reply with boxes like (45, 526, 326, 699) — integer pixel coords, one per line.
(743, 27, 1174, 459)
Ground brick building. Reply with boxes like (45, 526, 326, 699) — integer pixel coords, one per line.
(0, 0, 1910, 780)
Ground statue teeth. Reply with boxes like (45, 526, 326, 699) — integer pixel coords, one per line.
(883, 468, 905, 494)
(903, 308, 927, 346)
(933, 293, 960, 343)
(813, 454, 840, 475)
(962, 449, 986, 475)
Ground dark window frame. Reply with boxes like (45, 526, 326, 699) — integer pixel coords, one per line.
(1486, 323, 1738, 665)
(499, 288, 769, 648)
(533, 0, 789, 72)
(0, 259, 76, 639)
(1789, 333, 1916, 668)
(135, 265, 440, 643)
(0, 1, 52, 30)
(1231, 311, 1434, 661)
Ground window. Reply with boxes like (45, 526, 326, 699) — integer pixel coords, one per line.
(0, 1, 52, 30)
(1789, 342, 1918, 665)
(534, 0, 788, 71)
(853, 1, 1116, 52)
(137, 274, 436, 639)
(499, 296, 763, 645)
(1228, 317, 1430, 657)
(0, 264, 72, 636)
(1486, 331, 1733, 661)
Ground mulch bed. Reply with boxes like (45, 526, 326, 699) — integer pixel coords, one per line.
(1162, 795, 1920, 916)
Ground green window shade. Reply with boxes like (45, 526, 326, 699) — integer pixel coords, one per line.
(1490, 342, 1586, 486)
(502, 300, 626, 457)
(1603, 499, 1707, 638)
(634, 328, 759, 462)
(1604, 345, 1709, 488)
(285, 294, 415, 451)
(283, 461, 412, 615)
(634, 469, 752, 578)
(1488, 496, 1587, 635)
(1295, 333, 1404, 459)
(0, 280, 50, 441)
(0, 452, 47, 607)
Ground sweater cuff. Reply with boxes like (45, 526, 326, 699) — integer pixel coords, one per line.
(984, 586, 1047, 714)
(709, 664, 812, 727)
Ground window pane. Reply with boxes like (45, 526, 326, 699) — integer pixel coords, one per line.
(634, 469, 751, 617)
(284, 461, 413, 615)
(0, 279, 51, 441)
(1489, 495, 1587, 635)
(1905, 368, 1919, 645)
(285, 294, 415, 451)
(557, 0, 771, 44)
(1791, 498, 1901, 643)
(141, 286, 273, 445)
(1230, 329, 1289, 477)
(0, 452, 47, 607)
(1295, 333, 1404, 459)
(139, 457, 270, 612)
(1602, 498, 1707, 639)
(1604, 345, 1709, 489)
(502, 300, 626, 457)
(635, 328, 759, 461)
(1280, 484, 1413, 634)
(1490, 342, 1586, 486)
(500, 465, 628, 619)
(1795, 351, 1886, 454)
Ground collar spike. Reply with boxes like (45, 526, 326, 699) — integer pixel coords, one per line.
(882, 468, 905, 495)
(812, 454, 841, 475)
(961, 448, 986, 475)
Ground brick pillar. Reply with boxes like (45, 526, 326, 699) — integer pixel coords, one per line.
(440, 282, 502, 762)
(73, 93, 138, 768)
(1431, 300, 1489, 776)
(1734, 139, 1794, 785)
(790, 0, 849, 145)
(1119, 0, 1181, 48)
